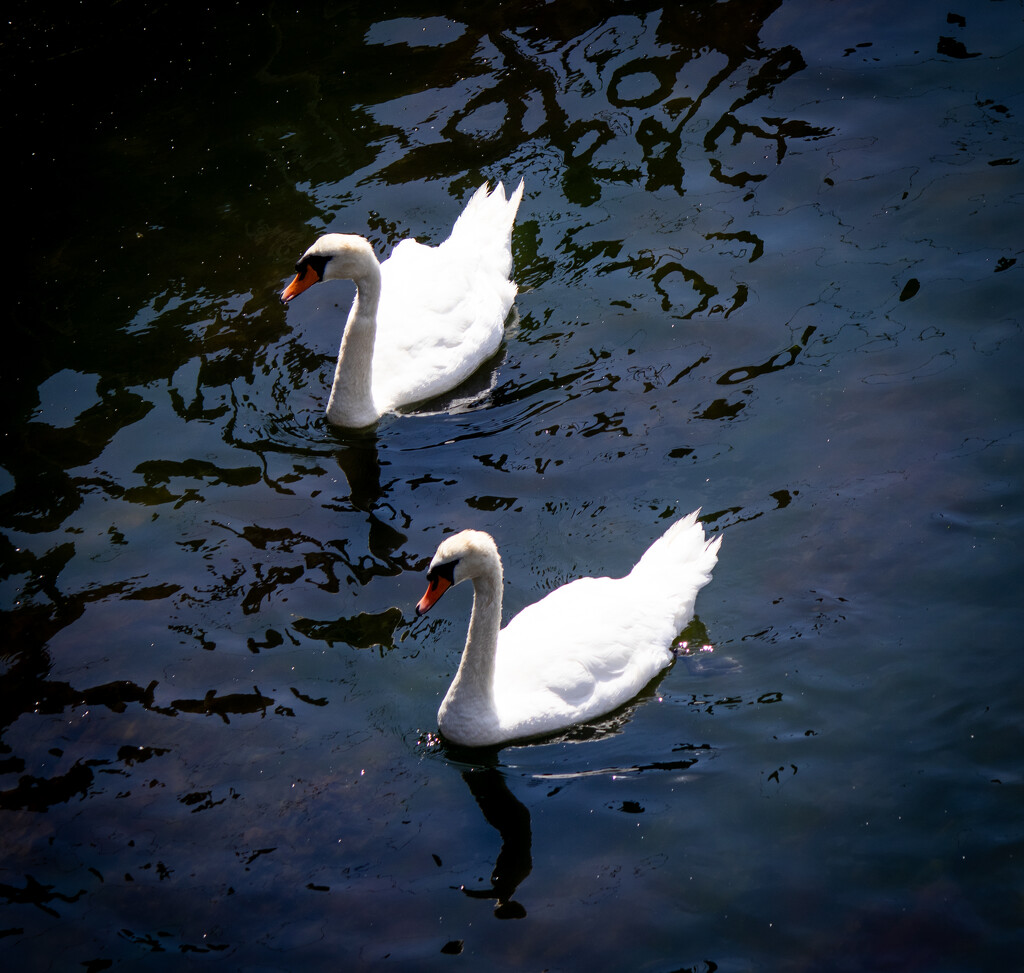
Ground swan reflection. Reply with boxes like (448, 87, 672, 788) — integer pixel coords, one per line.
(457, 766, 532, 920)
(444, 673, 715, 922)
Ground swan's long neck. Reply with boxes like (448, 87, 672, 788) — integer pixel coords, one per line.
(440, 554, 503, 729)
(325, 257, 382, 428)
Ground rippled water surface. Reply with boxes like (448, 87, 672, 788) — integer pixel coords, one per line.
(5, 1, 1023, 969)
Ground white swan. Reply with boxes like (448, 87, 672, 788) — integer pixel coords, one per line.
(416, 510, 722, 747)
(281, 180, 524, 428)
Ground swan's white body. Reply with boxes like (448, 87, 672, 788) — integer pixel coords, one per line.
(416, 511, 722, 747)
(282, 180, 524, 428)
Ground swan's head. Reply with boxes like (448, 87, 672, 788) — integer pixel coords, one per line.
(415, 529, 500, 616)
(281, 234, 378, 303)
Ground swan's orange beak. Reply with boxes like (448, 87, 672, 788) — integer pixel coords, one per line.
(281, 264, 321, 303)
(416, 575, 452, 616)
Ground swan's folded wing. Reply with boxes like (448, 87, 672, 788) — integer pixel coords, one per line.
(372, 241, 511, 410)
(495, 576, 676, 728)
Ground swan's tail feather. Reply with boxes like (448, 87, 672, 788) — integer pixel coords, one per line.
(444, 179, 524, 275)
(629, 510, 721, 630)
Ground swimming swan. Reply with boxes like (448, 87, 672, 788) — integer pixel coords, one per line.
(281, 180, 524, 428)
(416, 511, 722, 747)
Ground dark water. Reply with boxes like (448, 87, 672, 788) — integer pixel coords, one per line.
(4, 1, 1023, 969)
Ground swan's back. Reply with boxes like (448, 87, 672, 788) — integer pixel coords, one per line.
(492, 512, 721, 740)
(370, 181, 524, 412)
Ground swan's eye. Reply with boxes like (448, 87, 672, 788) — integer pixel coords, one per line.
(427, 559, 458, 587)
(295, 254, 329, 280)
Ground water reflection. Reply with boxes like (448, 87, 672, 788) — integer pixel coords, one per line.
(169, 686, 274, 724)
(437, 658, 714, 920)
(445, 701, 718, 922)
(1, 758, 102, 813)
(0, 666, 284, 812)
(1, 388, 153, 532)
(271, 0, 831, 335)
(333, 434, 386, 514)
(292, 607, 403, 650)
(0, 875, 85, 919)
(458, 766, 532, 920)
(0, 670, 162, 811)
(351, 0, 826, 204)
(717, 325, 817, 386)
(0, 0, 836, 685)
(5, 0, 1022, 967)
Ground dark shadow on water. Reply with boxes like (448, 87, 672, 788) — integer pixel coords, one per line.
(292, 606, 403, 650)
(169, 686, 275, 724)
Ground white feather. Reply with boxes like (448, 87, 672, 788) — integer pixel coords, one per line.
(419, 511, 722, 747)
(282, 180, 524, 428)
